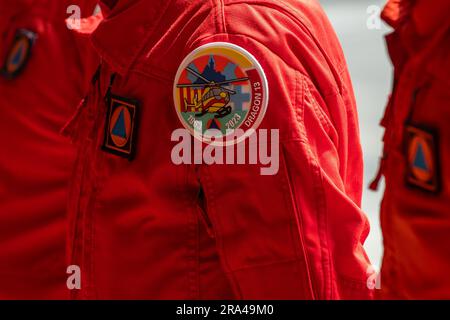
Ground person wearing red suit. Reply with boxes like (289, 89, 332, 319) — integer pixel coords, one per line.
(373, 0, 450, 299)
(0, 0, 99, 299)
(64, 0, 373, 299)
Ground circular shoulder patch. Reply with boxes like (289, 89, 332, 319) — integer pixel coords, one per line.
(2, 29, 36, 79)
(173, 42, 269, 146)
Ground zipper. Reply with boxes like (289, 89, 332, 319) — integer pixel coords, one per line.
(196, 186, 215, 238)
(68, 63, 104, 299)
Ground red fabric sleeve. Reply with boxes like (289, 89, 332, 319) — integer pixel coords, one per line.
(194, 29, 372, 299)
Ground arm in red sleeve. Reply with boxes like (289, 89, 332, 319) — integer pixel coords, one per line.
(193, 9, 372, 299)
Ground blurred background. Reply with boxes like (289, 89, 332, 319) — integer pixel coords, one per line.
(319, 0, 393, 267)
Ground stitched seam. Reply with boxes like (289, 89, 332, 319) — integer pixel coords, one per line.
(305, 81, 333, 137)
(297, 73, 333, 299)
(315, 150, 333, 300)
(293, 72, 317, 298)
(87, 99, 110, 299)
(218, 0, 227, 34)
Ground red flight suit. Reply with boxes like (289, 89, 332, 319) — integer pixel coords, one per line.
(375, 0, 450, 299)
(0, 0, 98, 299)
(65, 0, 373, 299)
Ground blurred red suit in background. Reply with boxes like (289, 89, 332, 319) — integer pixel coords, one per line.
(375, 0, 450, 299)
(0, 0, 99, 299)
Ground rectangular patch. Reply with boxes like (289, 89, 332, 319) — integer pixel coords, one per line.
(102, 95, 140, 160)
(405, 125, 440, 193)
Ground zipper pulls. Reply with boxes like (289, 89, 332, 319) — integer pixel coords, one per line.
(61, 63, 103, 141)
(104, 73, 117, 105)
(91, 63, 102, 86)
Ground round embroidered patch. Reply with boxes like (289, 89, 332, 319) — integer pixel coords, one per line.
(173, 42, 269, 145)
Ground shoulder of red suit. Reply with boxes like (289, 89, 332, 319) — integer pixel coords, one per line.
(72, 0, 336, 77)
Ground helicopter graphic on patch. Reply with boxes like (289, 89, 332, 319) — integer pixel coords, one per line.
(174, 42, 269, 145)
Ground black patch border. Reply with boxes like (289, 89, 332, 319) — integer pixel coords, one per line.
(1, 29, 36, 79)
(404, 124, 441, 194)
(102, 94, 140, 161)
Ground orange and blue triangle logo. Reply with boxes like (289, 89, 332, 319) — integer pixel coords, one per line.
(406, 125, 439, 193)
(102, 95, 140, 160)
(112, 109, 128, 139)
(11, 45, 24, 66)
(413, 143, 428, 171)
(2, 29, 36, 79)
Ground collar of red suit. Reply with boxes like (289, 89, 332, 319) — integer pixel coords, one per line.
(88, 0, 173, 75)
